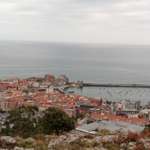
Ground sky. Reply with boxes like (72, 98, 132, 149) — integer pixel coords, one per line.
(0, 0, 150, 45)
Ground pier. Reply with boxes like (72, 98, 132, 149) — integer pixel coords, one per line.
(82, 83, 150, 88)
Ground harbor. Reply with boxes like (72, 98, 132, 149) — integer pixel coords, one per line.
(65, 82, 150, 104)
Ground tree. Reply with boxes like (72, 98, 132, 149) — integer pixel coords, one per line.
(2, 106, 40, 138)
(1, 106, 75, 137)
(41, 107, 75, 135)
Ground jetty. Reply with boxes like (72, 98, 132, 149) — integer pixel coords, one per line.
(82, 83, 150, 88)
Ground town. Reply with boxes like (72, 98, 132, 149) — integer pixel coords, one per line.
(0, 74, 150, 126)
(0, 74, 150, 149)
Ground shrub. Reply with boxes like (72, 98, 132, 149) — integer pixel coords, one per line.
(2, 106, 40, 138)
(41, 107, 75, 135)
(1, 106, 76, 138)
(98, 129, 111, 136)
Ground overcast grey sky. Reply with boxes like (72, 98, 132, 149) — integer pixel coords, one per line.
(0, 0, 150, 44)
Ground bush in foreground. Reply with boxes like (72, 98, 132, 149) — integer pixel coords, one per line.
(1, 106, 39, 137)
(41, 107, 75, 135)
(1, 106, 75, 137)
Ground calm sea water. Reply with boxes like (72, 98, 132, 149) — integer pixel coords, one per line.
(1, 41, 150, 103)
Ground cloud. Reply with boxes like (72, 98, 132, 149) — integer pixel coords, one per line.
(0, 0, 150, 44)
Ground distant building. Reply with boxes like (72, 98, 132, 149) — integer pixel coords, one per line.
(32, 82, 40, 88)
(58, 75, 69, 83)
(123, 100, 141, 110)
(139, 109, 150, 121)
(114, 100, 141, 116)
(44, 74, 55, 83)
(55, 75, 69, 86)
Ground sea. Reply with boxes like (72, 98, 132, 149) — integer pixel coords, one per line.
(1, 41, 150, 104)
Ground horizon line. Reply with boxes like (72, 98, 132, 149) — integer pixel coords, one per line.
(1, 39, 150, 47)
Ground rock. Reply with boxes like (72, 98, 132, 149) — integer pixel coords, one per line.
(128, 142, 136, 150)
(144, 142, 150, 149)
(14, 147, 35, 150)
(98, 148, 107, 150)
(101, 135, 116, 143)
(0, 136, 16, 144)
(48, 136, 65, 148)
(95, 136, 102, 142)
(140, 138, 150, 149)
(128, 142, 136, 146)
(66, 133, 81, 143)
(14, 147, 24, 150)
(48, 132, 86, 148)
(24, 137, 36, 146)
(120, 143, 127, 149)
(24, 137, 35, 143)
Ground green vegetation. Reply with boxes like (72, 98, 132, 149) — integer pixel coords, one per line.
(98, 129, 111, 136)
(2, 106, 39, 137)
(42, 107, 75, 135)
(144, 124, 150, 132)
(1, 106, 75, 138)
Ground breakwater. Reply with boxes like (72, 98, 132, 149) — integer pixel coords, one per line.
(83, 83, 150, 88)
